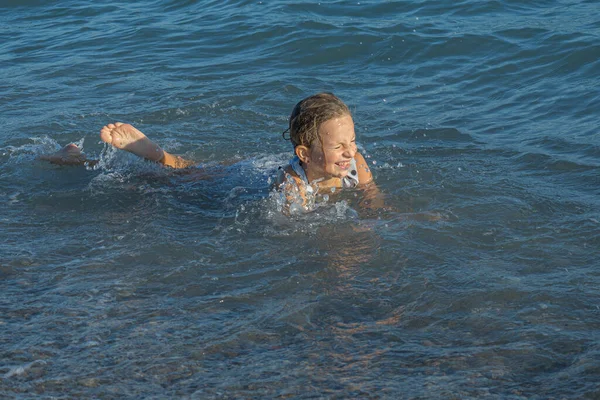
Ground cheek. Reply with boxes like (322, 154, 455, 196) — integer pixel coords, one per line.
(311, 152, 325, 163)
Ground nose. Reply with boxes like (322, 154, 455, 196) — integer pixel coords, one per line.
(344, 143, 356, 158)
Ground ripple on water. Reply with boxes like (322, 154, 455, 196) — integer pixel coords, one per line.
(1, 0, 599, 397)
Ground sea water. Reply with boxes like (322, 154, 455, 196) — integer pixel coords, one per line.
(1, 0, 599, 398)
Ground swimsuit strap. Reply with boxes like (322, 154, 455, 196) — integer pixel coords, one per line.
(289, 155, 309, 184)
(342, 158, 360, 188)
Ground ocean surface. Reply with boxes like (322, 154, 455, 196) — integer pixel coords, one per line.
(1, 0, 599, 398)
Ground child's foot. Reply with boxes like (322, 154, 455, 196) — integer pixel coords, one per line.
(100, 122, 164, 162)
(39, 143, 88, 165)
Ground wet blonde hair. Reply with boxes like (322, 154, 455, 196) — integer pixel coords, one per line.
(285, 92, 351, 149)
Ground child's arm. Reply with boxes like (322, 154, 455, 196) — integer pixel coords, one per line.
(354, 152, 388, 209)
(275, 166, 313, 213)
(354, 152, 374, 185)
(359, 182, 386, 210)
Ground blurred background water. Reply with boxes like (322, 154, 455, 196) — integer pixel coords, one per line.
(1, 0, 599, 398)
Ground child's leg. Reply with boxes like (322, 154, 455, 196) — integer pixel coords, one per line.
(38, 143, 98, 166)
(99, 122, 195, 169)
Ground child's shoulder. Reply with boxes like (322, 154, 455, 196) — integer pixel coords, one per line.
(276, 164, 304, 188)
(353, 152, 373, 185)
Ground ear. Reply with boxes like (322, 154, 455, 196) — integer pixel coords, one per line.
(295, 145, 310, 163)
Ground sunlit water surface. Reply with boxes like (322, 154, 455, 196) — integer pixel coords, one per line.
(1, 0, 599, 398)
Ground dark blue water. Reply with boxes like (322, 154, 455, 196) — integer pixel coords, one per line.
(1, 1, 599, 398)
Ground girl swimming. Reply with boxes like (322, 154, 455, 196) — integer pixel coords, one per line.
(275, 92, 377, 211)
(41, 92, 379, 211)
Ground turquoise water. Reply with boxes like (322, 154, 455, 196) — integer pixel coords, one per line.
(1, 1, 599, 398)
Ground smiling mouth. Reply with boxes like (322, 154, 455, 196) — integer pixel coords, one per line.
(336, 161, 351, 169)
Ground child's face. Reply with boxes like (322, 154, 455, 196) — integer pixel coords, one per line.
(302, 114, 358, 182)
